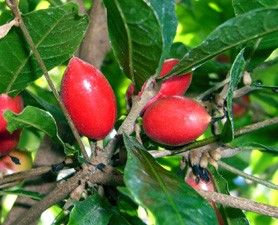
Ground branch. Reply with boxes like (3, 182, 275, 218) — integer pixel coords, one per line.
(104, 76, 159, 163)
(6, 0, 89, 161)
(78, 0, 110, 69)
(10, 166, 123, 225)
(150, 116, 278, 158)
(218, 161, 278, 190)
(0, 166, 51, 186)
(199, 190, 278, 218)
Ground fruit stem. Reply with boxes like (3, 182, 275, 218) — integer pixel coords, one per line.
(6, 0, 90, 161)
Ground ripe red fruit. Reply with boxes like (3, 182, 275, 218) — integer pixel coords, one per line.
(0, 94, 23, 133)
(0, 130, 20, 156)
(143, 96, 211, 146)
(0, 94, 23, 156)
(233, 96, 250, 118)
(61, 57, 117, 140)
(0, 149, 32, 175)
(186, 173, 224, 225)
(140, 58, 192, 112)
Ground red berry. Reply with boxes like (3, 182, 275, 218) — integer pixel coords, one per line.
(0, 94, 23, 156)
(0, 130, 20, 156)
(0, 149, 32, 175)
(0, 94, 23, 133)
(186, 173, 224, 225)
(232, 95, 250, 118)
(61, 57, 117, 140)
(143, 96, 211, 146)
(138, 58, 192, 112)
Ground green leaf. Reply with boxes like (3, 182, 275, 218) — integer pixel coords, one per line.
(232, 0, 278, 15)
(0, 189, 44, 200)
(221, 49, 246, 142)
(104, 0, 163, 88)
(232, 1, 278, 71)
(146, 0, 177, 64)
(68, 194, 112, 225)
(0, 3, 88, 95)
(209, 167, 249, 225)
(168, 8, 278, 77)
(249, 143, 278, 154)
(4, 106, 65, 149)
(123, 134, 217, 225)
(232, 125, 278, 153)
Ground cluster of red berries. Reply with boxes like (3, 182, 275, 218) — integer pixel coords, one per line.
(137, 59, 211, 146)
(0, 94, 31, 174)
(61, 57, 212, 146)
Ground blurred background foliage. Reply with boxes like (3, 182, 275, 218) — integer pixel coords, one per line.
(0, 0, 277, 224)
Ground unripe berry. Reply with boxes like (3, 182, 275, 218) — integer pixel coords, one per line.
(143, 96, 211, 146)
(61, 57, 117, 140)
(0, 149, 32, 175)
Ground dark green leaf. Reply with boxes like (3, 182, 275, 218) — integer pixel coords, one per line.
(241, 143, 278, 154)
(123, 135, 217, 225)
(104, 0, 163, 88)
(4, 106, 65, 149)
(146, 0, 177, 65)
(221, 49, 246, 142)
(232, 125, 278, 153)
(210, 167, 249, 225)
(169, 42, 189, 60)
(0, 3, 88, 95)
(232, 1, 278, 71)
(232, 0, 278, 15)
(68, 194, 112, 225)
(0, 189, 44, 200)
(168, 8, 278, 77)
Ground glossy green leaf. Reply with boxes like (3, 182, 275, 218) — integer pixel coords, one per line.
(146, 0, 177, 65)
(0, 3, 88, 95)
(68, 194, 112, 225)
(104, 0, 163, 88)
(4, 106, 65, 149)
(221, 49, 246, 142)
(168, 8, 278, 77)
(209, 167, 249, 225)
(123, 135, 217, 225)
(232, 1, 278, 71)
(232, 0, 278, 15)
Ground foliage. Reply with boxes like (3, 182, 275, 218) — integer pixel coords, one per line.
(0, 0, 277, 225)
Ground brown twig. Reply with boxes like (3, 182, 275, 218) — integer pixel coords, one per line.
(78, 0, 110, 69)
(0, 166, 51, 186)
(218, 161, 278, 190)
(199, 190, 278, 218)
(104, 76, 159, 163)
(6, 0, 89, 161)
(10, 166, 123, 225)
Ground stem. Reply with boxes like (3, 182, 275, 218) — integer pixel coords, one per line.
(10, 166, 123, 225)
(218, 161, 278, 190)
(6, 0, 89, 161)
(196, 77, 230, 101)
(0, 166, 51, 186)
(199, 190, 278, 218)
